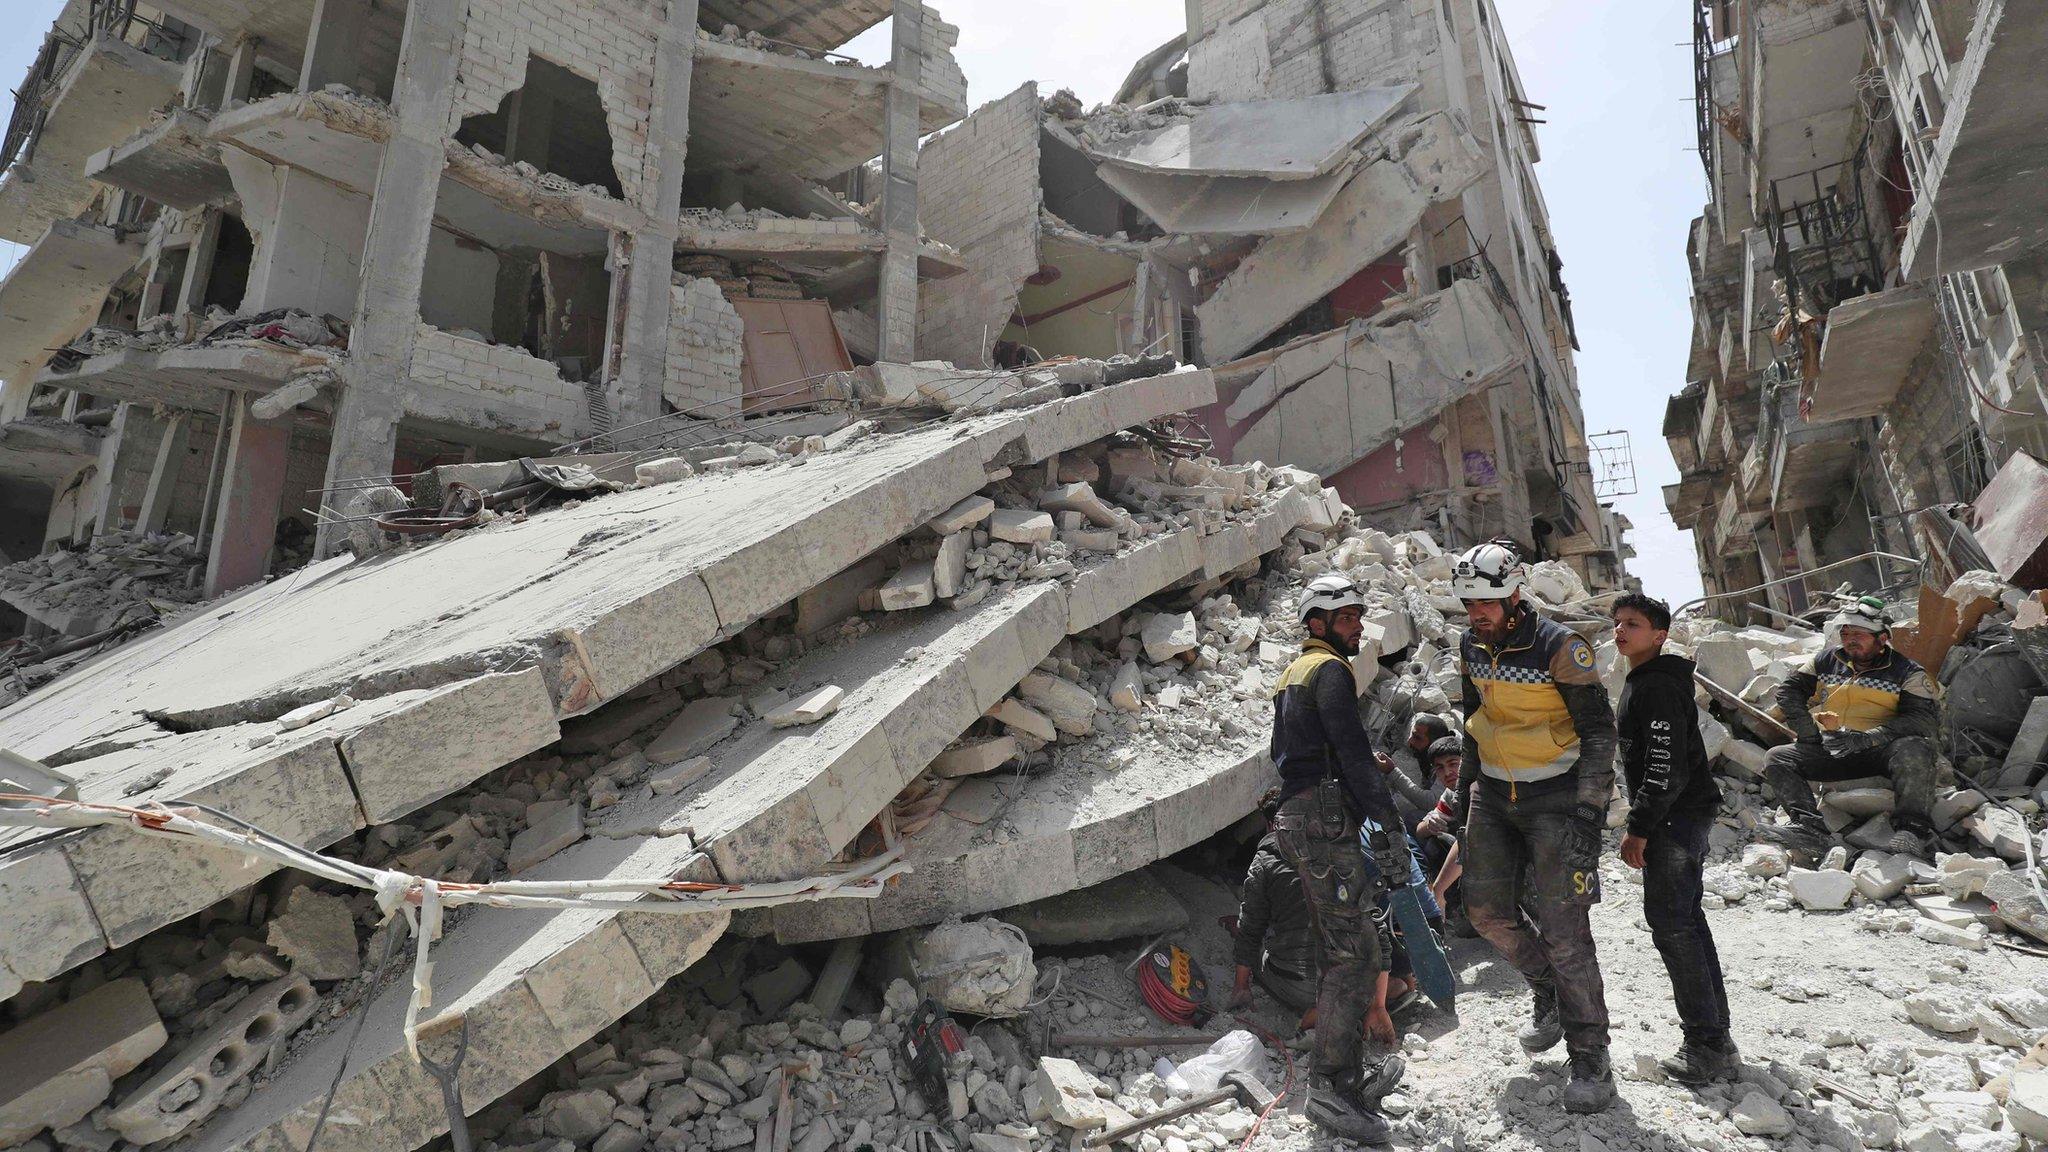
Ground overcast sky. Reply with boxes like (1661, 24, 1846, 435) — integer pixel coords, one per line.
(0, 0, 1704, 603)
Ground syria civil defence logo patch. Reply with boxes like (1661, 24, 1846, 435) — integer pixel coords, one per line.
(1569, 640, 1594, 670)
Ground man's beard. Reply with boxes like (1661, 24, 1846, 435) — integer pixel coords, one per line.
(1324, 631, 1360, 658)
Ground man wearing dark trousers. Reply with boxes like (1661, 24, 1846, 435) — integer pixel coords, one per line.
(1613, 593, 1737, 1083)
(1761, 596, 1941, 861)
(1449, 541, 1619, 1113)
(1269, 573, 1411, 1144)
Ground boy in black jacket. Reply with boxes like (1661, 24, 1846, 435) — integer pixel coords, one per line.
(1613, 593, 1738, 1084)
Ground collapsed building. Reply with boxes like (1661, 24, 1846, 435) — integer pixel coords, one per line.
(1663, 0, 2048, 618)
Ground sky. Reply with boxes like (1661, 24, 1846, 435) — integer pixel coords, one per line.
(0, 0, 1705, 602)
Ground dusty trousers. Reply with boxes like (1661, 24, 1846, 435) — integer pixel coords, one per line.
(1270, 789, 1390, 1079)
(1642, 813, 1730, 1048)
(1763, 736, 1937, 825)
(1462, 781, 1612, 1055)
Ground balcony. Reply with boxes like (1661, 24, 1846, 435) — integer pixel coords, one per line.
(1745, 0, 1868, 192)
(1807, 283, 1937, 421)
(86, 106, 236, 211)
(1898, 1, 2048, 280)
(0, 3, 191, 243)
(0, 218, 144, 391)
(1755, 362, 1863, 510)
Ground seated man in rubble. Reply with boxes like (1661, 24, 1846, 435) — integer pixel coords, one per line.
(1378, 713, 1455, 835)
(1759, 597, 1940, 861)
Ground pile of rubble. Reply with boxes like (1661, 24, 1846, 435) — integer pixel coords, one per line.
(673, 253, 804, 302)
(0, 529, 203, 636)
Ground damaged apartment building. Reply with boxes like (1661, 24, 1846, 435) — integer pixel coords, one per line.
(914, 0, 1633, 595)
(0, 0, 971, 637)
(1663, 0, 2048, 618)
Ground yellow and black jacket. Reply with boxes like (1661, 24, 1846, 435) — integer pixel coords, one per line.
(1775, 646, 1939, 742)
(1457, 606, 1617, 810)
(1269, 639, 1404, 831)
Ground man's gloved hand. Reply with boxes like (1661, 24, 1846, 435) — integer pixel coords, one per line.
(1823, 729, 1879, 756)
(1368, 831, 1409, 888)
(1563, 803, 1605, 875)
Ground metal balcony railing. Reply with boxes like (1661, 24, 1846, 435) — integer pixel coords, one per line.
(2, 0, 193, 177)
(1693, 0, 1740, 188)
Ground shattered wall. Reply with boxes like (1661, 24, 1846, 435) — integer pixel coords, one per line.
(1186, 0, 1450, 108)
(664, 276, 745, 418)
(916, 85, 1044, 368)
(447, 0, 659, 205)
(409, 326, 589, 440)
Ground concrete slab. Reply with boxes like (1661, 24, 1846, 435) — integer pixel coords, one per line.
(85, 107, 236, 211)
(0, 220, 144, 390)
(1809, 285, 1938, 421)
(1085, 87, 1415, 180)
(0, 415, 101, 489)
(1196, 113, 1487, 362)
(0, 977, 165, 1145)
(37, 343, 322, 411)
(1097, 162, 1355, 236)
(0, 35, 182, 244)
(1003, 867, 1189, 946)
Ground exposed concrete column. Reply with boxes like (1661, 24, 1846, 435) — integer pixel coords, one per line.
(300, 0, 370, 92)
(90, 404, 174, 536)
(314, 0, 465, 559)
(174, 210, 224, 327)
(220, 36, 261, 109)
(205, 395, 292, 595)
(877, 0, 924, 363)
(136, 413, 192, 534)
(609, 0, 701, 431)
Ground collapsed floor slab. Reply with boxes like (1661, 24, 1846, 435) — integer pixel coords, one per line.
(178, 460, 1259, 1152)
(0, 370, 1216, 1002)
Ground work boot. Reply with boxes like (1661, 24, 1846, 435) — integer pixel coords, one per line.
(1518, 981, 1563, 1053)
(1306, 1062, 1403, 1145)
(1562, 1049, 1617, 1114)
(1881, 820, 1935, 859)
(1659, 1038, 1741, 1085)
(1757, 819, 1835, 867)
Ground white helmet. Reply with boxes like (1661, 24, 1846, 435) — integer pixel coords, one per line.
(1299, 573, 1364, 625)
(1451, 542, 1525, 601)
(1831, 595, 1889, 636)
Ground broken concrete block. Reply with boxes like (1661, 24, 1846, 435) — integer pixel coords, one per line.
(264, 887, 361, 981)
(1039, 482, 1124, 529)
(1692, 635, 1764, 694)
(1911, 919, 1985, 951)
(1061, 528, 1121, 553)
(1018, 672, 1096, 736)
(510, 801, 586, 874)
(944, 777, 1010, 824)
(649, 756, 712, 795)
(1785, 868, 1856, 910)
(1965, 805, 2031, 861)
(1110, 663, 1144, 712)
(2005, 697, 2048, 787)
(545, 1088, 620, 1142)
(2008, 1069, 2048, 1140)
(107, 975, 316, 1144)
(1904, 987, 1979, 1033)
(1141, 611, 1198, 663)
(0, 979, 165, 1146)
(935, 532, 970, 598)
(744, 957, 811, 1018)
(1821, 787, 1895, 818)
(929, 495, 996, 533)
(1718, 740, 1768, 781)
(990, 698, 1057, 743)
(1934, 789, 1990, 831)
(635, 457, 696, 486)
(1034, 1058, 1109, 1129)
(1731, 1092, 1793, 1137)
(276, 693, 354, 731)
(645, 697, 741, 765)
(1850, 851, 1913, 901)
(1985, 869, 2048, 944)
(933, 737, 1019, 778)
(988, 509, 1054, 544)
(880, 562, 937, 611)
(767, 686, 843, 728)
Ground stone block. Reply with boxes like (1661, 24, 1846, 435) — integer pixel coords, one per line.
(1034, 1058, 1109, 1129)
(2005, 697, 2048, 787)
(933, 737, 1019, 778)
(0, 850, 105, 1002)
(1038, 482, 1124, 529)
(935, 532, 970, 598)
(1850, 851, 1913, 901)
(880, 562, 937, 611)
(988, 509, 1053, 544)
(767, 686, 843, 728)
(0, 978, 165, 1146)
(510, 802, 586, 874)
(264, 887, 360, 981)
(928, 495, 995, 533)
(1965, 806, 2030, 861)
(1785, 868, 1856, 910)
(1141, 611, 1198, 663)
(107, 975, 316, 1144)
(990, 698, 1056, 742)
(645, 697, 741, 765)
(1691, 635, 1763, 693)
(635, 457, 695, 486)
(1018, 672, 1095, 736)
(744, 958, 811, 1018)
(1061, 528, 1120, 552)
(339, 668, 561, 822)
(2009, 1070, 2048, 1140)
(1109, 663, 1143, 712)
(1933, 789, 1989, 831)
(649, 757, 711, 795)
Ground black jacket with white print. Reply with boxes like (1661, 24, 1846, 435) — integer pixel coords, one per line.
(1617, 653, 1721, 837)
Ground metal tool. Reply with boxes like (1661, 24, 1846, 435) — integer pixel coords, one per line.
(1083, 1070, 1275, 1148)
(415, 1014, 473, 1152)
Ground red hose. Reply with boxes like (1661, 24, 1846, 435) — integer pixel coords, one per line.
(1137, 956, 1206, 1027)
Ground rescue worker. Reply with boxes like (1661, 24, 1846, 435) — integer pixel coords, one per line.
(1230, 792, 1324, 1020)
(1612, 592, 1737, 1083)
(1270, 573, 1411, 1143)
(1450, 542, 1619, 1113)
(1761, 596, 1940, 861)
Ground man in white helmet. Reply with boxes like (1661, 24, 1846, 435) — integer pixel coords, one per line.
(1447, 540, 1620, 1113)
(1267, 573, 1411, 1143)
(1761, 596, 1939, 860)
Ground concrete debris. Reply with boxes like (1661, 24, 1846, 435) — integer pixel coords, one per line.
(911, 919, 1037, 1018)
(105, 974, 317, 1143)
(0, 980, 164, 1146)
(0, 530, 202, 639)
(261, 887, 360, 981)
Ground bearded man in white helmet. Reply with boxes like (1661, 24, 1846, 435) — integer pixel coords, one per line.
(1760, 596, 1940, 861)
(1267, 573, 1410, 1144)
(1446, 540, 1620, 1113)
